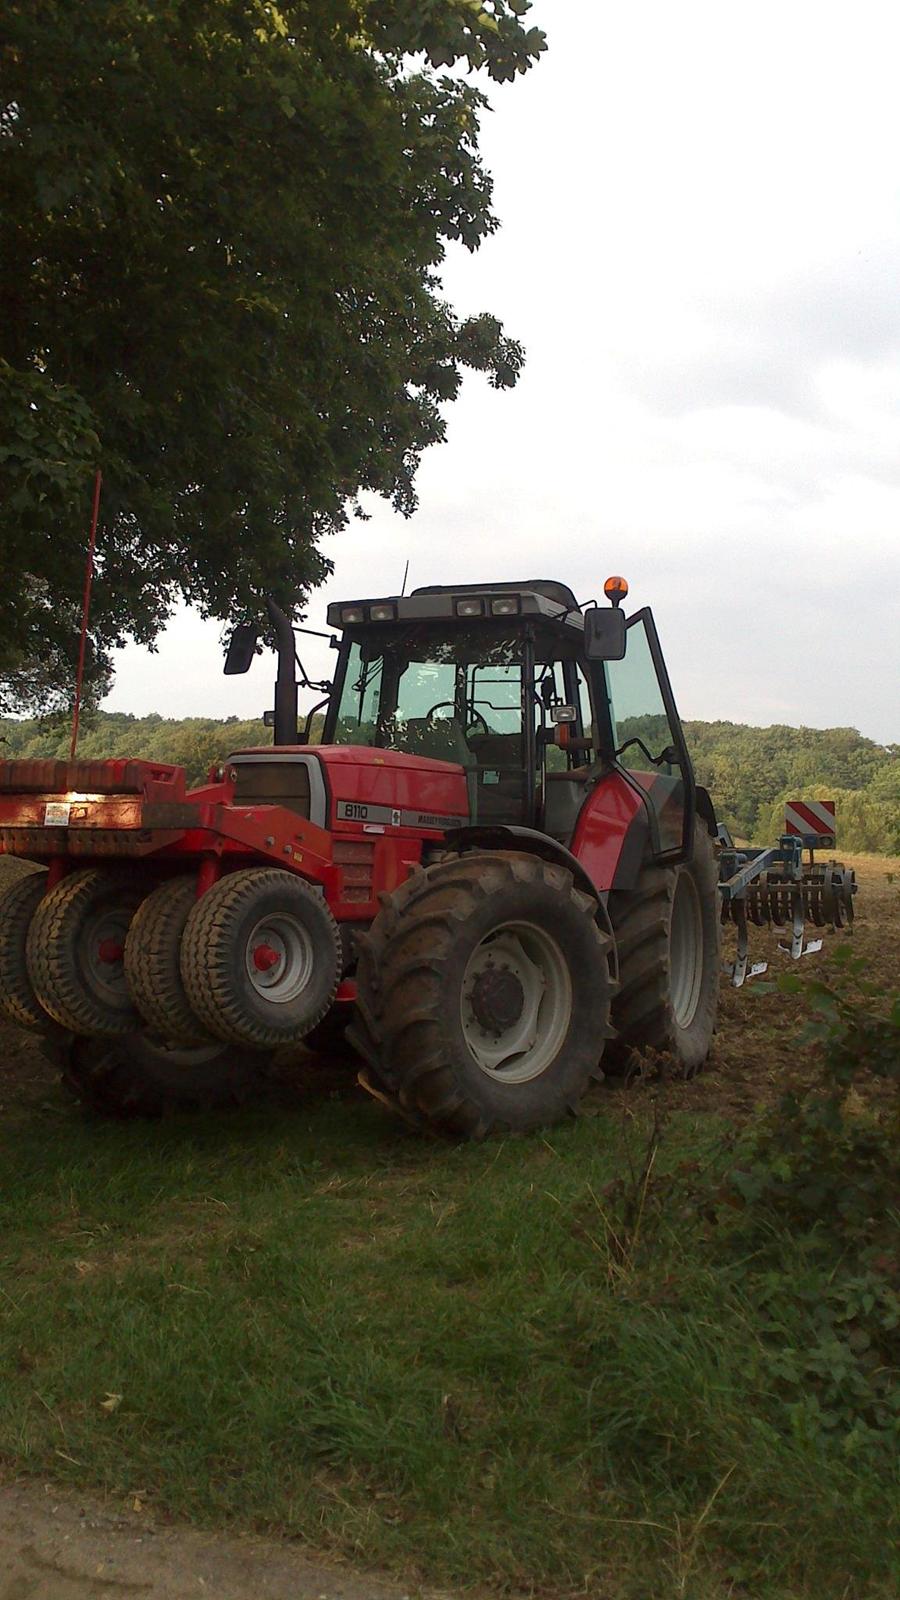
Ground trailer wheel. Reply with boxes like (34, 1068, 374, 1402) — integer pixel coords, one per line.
(45, 1030, 268, 1118)
(606, 826, 720, 1077)
(125, 877, 210, 1045)
(351, 852, 614, 1139)
(0, 870, 48, 1028)
(26, 869, 147, 1036)
(180, 869, 342, 1048)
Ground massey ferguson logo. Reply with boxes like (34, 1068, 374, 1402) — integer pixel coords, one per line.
(335, 800, 464, 830)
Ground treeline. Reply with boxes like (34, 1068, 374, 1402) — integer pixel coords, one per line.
(1, 711, 897, 853)
(683, 721, 899, 852)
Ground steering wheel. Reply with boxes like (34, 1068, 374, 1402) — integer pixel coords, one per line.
(425, 701, 490, 738)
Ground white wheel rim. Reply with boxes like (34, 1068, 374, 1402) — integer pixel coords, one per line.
(461, 922, 572, 1084)
(244, 913, 315, 1005)
(670, 872, 704, 1029)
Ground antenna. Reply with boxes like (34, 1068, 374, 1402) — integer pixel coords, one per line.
(400, 558, 410, 597)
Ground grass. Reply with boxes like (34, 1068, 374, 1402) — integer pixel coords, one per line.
(0, 853, 898, 1597)
(1, 1091, 897, 1598)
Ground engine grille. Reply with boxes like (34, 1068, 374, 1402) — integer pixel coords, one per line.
(333, 839, 375, 902)
(231, 761, 311, 819)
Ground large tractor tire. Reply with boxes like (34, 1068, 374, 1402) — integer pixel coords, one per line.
(45, 1029, 269, 1118)
(349, 852, 615, 1139)
(0, 869, 48, 1028)
(125, 877, 209, 1045)
(26, 868, 148, 1036)
(180, 868, 342, 1048)
(605, 826, 720, 1077)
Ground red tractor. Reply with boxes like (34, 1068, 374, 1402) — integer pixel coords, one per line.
(0, 577, 724, 1133)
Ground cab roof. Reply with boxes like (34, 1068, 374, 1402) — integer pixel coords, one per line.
(325, 580, 585, 633)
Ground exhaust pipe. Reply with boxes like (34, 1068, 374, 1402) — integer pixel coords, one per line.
(265, 597, 298, 747)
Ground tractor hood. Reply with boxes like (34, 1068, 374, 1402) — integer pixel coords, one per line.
(320, 745, 471, 833)
(229, 745, 471, 836)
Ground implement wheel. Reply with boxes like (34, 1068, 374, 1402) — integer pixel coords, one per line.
(26, 869, 147, 1036)
(0, 870, 48, 1028)
(45, 1030, 269, 1118)
(605, 826, 720, 1077)
(125, 877, 209, 1045)
(350, 852, 614, 1139)
(180, 868, 342, 1048)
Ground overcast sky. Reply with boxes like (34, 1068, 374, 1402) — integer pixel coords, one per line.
(105, 0, 900, 744)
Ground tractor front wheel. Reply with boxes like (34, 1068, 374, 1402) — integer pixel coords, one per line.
(605, 826, 720, 1077)
(350, 852, 614, 1138)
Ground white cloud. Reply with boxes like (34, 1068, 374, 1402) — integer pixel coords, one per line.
(106, 0, 900, 744)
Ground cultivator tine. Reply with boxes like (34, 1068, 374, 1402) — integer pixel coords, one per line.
(776, 885, 823, 961)
(722, 897, 767, 986)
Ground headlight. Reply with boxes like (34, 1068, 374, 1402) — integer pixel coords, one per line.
(340, 606, 366, 625)
(369, 602, 397, 622)
(454, 597, 484, 617)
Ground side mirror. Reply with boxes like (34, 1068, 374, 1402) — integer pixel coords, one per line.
(583, 605, 626, 661)
(224, 622, 259, 675)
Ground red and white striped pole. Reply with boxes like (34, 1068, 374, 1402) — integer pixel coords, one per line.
(69, 468, 103, 761)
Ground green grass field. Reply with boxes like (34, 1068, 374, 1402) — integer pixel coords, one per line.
(0, 855, 898, 1598)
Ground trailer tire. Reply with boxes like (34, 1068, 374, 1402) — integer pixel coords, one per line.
(46, 1030, 268, 1118)
(606, 827, 720, 1077)
(26, 869, 148, 1036)
(0, 870, 48, 1028)
(180, 869, 342, 1048)
(350, 852, 614, 1139)
(125, 877, 210, 1045)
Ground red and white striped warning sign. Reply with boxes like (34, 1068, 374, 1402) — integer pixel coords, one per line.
(784, 799, 836, 845)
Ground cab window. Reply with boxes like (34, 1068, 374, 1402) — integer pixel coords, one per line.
(605, 615, 686, 854)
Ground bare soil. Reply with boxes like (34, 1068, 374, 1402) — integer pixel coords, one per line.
(0, 1477, 434, 1600)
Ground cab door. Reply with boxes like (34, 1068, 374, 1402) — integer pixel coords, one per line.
(603, 609, 695, 862)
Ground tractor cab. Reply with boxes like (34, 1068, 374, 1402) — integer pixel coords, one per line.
(320, 579, 695, 860)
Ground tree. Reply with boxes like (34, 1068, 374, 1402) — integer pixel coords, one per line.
(0, 1, 544, 713)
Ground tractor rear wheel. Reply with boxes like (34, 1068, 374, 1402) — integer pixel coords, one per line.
(0, 869, 48, 1028)
(180, 868, 342, 1048)
(605, 826, 720, 1077)
(125, 877, 209, 1045)
(350, 852, 614, 1139)
(46, 1030, 268, 1118)
(26, 868, 148, 1036)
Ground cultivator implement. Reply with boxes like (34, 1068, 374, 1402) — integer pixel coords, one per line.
(718, 815, 856, 986)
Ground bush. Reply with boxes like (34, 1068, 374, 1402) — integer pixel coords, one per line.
(725, 950, 900, 1454)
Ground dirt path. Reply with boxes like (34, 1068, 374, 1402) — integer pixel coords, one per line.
(0, 1480, 434, 1600)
